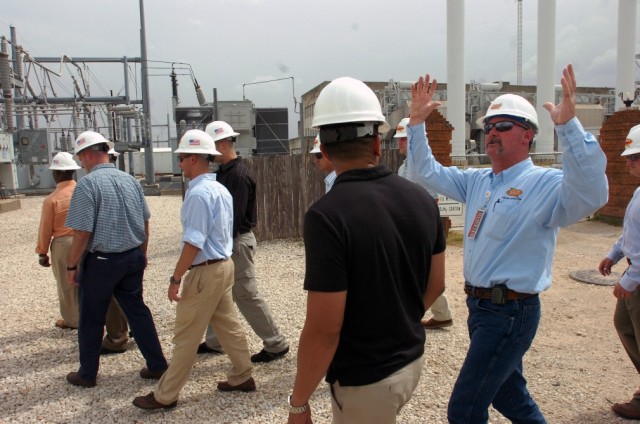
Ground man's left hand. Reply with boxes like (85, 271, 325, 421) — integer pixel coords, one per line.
(168, 283, 181, 302)
(613, 282, 633, 299)
(38, 255, 50, 267)
(409, 74, 441, 127)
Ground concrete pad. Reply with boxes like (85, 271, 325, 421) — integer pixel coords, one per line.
(0, 199, 22, 213)
(569, 269, 619, 286)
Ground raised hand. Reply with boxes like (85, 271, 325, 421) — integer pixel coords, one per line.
(543, 64, 576, 125)
(409, 74, 441, 126)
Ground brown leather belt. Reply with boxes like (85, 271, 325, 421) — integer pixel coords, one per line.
(464, 284, 537, 302)
(190, 258, 224, 269)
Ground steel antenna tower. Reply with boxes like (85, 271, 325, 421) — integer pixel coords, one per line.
(517, 0, 523, 85)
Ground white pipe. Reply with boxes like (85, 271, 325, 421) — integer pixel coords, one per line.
(616, 0, 637, 110)
(536, 0, 556, 153)
(447, 0, 466, 158)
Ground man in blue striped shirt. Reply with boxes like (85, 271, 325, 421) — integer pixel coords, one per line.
(407, 65, 608, 423)
(64, 131, 167, 388)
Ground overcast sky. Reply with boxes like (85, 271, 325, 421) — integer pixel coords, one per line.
(2, 0, 638, 138)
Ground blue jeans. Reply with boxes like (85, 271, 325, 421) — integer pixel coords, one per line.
(77, 248, 167, 380)
(448, 295, 546, 424)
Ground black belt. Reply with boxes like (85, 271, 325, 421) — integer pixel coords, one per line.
(190, 258, 224, 269)
(464, 284, 537, 304)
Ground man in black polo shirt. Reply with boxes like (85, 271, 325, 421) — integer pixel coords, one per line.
(198, 120, 289, 363)
(287, 77, 446, 424)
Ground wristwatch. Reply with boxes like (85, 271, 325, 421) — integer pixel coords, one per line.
(169, 276, 181, 285)
(287, 395, 308, 414)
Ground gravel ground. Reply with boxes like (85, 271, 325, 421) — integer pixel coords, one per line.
(0, 196, 637, 423)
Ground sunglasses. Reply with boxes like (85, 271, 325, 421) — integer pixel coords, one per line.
(483, 121, 529, 135)
(626, 153, 640, 162)
(177, 154, 193, 163)
(314, 153, 323, 159)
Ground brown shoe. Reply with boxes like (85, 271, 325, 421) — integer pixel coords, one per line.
(139, 367, 167, 380)
(132, 392, 177, 410)
(612, 402, 640, 420)
(421, 318, 453, 329)
(55, 319, 76, 330)
(66, 371, 96, 388)
(217, 377, 256, 392)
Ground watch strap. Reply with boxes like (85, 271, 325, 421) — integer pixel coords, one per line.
(287, 395, 308, 414)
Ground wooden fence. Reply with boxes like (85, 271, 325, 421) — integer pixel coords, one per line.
(243, 150, 404, 241)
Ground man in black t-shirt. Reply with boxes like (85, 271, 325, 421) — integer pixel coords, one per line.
(287, 77, 446, 424)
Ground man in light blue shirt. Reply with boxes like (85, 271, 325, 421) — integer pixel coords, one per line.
(599, 124, 640, 420)
(407, 64, 608, 423)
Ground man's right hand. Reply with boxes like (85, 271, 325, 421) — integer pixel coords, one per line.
(38, 255, 50, 267)
(598, 257, 614, 276)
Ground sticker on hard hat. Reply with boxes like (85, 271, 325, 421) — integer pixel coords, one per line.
(490, 103, 502, 110)
(626, 138, 633, 147)
(77, 138, 86, 146)
(214, 127, 224, 134)
(188, 139, 200, 146)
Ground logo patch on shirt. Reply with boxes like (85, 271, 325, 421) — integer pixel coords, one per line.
(506, 188, 523, 198)
(188, 139, 200, 146)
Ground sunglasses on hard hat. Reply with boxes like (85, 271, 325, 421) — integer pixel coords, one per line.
(483, 121, 529, 135)
(314, 153, 323, 159)
(626, 153, 640, 162)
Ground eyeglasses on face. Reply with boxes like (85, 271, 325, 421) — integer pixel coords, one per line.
(177, 154, 193, 163)
(314, 153, 323, 159)
(626, 153, 640, 162)
(483, 121, 529, 135)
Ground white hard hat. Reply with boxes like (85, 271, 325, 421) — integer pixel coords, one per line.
(311, 77, 390, 135)
(622, 124, 640, 156)
(175, 129, 221, 155)
(476, 94, 539, 133)
(393, 118, 410, 138)
(108, 148, 120, 158)
(73, 131, 114, 155)
(49, 152, 81, 170)
(310, 135, 321, 153)
(205, 121, 240, 143)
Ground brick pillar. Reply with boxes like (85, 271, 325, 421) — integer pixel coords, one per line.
(598, 109, 640, 219)
(425, 110, 454, 235)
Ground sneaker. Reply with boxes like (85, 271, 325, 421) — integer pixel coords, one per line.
(421, 318, 453, 329)
(251, 347, 289, 363)
(197, 342, 224, 355)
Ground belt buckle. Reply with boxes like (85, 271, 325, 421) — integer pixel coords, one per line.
(491, 286, 508, 305)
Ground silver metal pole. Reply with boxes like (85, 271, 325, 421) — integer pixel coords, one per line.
(140, 0, 155, 184)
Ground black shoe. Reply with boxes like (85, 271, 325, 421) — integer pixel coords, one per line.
(251, 347, 289, 363)
(100, 346, 127, 355)
(139, 367, 167, 380)
(66, 371, 96, 388)
(197, 342, 224, 355)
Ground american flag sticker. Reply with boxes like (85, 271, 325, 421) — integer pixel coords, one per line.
(214, 127, 224, 134)
(189, 139, 200, 146)
(77, 138, 86, 146)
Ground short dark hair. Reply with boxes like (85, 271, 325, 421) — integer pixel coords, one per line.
(322, 136, 377, 162)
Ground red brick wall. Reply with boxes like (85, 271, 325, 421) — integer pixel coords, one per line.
(598, 109, 640, 219)
(425, 110, 454, 233)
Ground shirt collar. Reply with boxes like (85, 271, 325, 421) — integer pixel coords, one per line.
(334, 165, 392, 186)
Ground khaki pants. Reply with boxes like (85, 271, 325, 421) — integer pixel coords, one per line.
(614, 288, 640, 374)
(429, 294, 452, 321)
(103, 298, 128, 350)
(50, 236, 79, 327)
(155, 259, 252, 404)
(330, 356, 423, 424)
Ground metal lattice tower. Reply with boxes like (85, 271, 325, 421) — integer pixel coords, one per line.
(517, 0, 523, 85)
